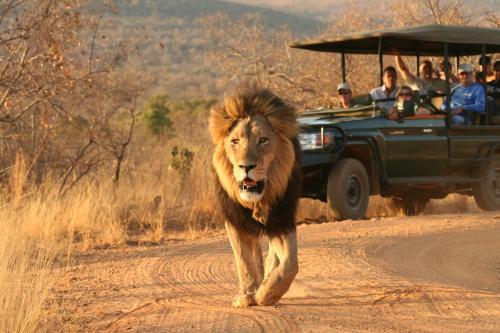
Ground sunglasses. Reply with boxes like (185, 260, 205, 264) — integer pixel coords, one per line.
(338, 90, 351, 95)
(398, 92, 412, 97)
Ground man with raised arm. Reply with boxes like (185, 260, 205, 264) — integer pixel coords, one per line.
(395, 51, 446, 93)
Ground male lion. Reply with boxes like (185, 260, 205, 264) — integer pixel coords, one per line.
(209, 85, 301, 307)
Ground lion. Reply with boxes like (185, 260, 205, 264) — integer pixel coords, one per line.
(209, 85, 301, 307)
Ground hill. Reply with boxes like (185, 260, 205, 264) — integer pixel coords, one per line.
(229, 0, 500, 21)
(94, 0, 499, 100)
(92, 0, 324, 98)
(112, 0, 323, 36)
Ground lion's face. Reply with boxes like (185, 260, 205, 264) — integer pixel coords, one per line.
(224, 115, 277, 202)
(209, 86, 298, 210)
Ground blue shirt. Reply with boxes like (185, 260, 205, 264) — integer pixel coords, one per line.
(446, 82, 486, 113)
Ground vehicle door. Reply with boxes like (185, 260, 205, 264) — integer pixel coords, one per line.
(448, 124, 500, 169)
(382, 115, 448, 177)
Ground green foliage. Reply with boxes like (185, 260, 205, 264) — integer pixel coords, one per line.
(168, 98, 217, 117)
(169, 146, 194, 186)
(142, 95, 172, 135)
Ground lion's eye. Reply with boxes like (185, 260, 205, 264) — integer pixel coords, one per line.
(231, 138, 239, 145)
(258, 137, 269, 145)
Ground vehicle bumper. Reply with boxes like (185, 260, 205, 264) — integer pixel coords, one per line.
(300, 151, 341, 201)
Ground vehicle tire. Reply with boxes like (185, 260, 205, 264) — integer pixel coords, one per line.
(473, 159, 500, 211)
(327, 158, 369, 220)
(390, 196, 429, 216)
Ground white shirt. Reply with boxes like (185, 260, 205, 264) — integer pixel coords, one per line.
(370, 85, 399, 111)
(406, 76, 447, 93)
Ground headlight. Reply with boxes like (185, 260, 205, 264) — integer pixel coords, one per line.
(298, 128, 336, 150)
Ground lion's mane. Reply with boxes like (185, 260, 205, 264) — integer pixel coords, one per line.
(209, 86, 302, 237)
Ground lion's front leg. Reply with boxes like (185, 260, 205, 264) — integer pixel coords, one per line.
(225, 222, 263, 307)
(255, 231, 298, 306)
(264, 240, 279, 280)
(253, 239, 264, 283)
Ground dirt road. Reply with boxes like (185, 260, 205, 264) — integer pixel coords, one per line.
(54, 213, 500, 332)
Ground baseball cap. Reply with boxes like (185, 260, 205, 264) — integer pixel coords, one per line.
(337, 82, 351, 92)
(458, 63, 473, 74)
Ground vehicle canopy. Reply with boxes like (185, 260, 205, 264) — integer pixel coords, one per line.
(290, 24, 500, 122)
(289, 24, 500, 56)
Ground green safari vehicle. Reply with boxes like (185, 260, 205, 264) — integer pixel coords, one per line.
(291, 24, 500, 219)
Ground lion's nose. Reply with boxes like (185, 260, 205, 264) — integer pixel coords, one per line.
(238, 164, 256, 173)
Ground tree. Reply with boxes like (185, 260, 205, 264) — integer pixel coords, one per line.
(199, 13, 336, 108)
(142, 95, 172, 137)
(0, 0, 146, 194)
(392, 0, 472, 26)
(484, 12, 500, 28)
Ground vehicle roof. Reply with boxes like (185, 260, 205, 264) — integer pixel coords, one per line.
(290, 24, 500, 56)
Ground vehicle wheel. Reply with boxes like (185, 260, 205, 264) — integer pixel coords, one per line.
(390, 196, 429, 216)
(473, 159, 500, 210)
(327, 158, 369, 220)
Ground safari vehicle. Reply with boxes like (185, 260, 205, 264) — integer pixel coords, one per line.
(291, 25, 500, 219)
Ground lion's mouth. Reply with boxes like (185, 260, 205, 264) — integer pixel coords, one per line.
(239, 177, 265, 193)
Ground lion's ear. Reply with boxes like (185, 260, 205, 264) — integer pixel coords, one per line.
(265, 105, 299, 140)
(209, 105, 234, 144)
(209, 86, 299, 143)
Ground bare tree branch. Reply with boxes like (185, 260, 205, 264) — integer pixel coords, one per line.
(58, 138, 95, 195)
(88, 14, 102, 73)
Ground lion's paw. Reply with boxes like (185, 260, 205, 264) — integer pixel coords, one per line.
(232, 293, 256, 308)
(252, 209, 268, 225)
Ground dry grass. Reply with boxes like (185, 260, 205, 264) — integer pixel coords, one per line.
(0, 161, 59, 333)
(0, 152, 216, 331)
(0, 142, 482, 332)
(425, 194, 480, 215)
(298, 194, 480, 223)
(0, 213, 56, 333)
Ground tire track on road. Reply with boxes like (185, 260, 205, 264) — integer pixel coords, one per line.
(63, 215, 500, 332)
(365, 228, 500, 332)
(107, 239, 296, 332)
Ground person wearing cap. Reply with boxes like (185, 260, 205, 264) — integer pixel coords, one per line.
(444, 63, 486, 125)
(370, 66, 399, 111)
(478, 55, 495, 83)
(395, 51, 447, 92)
(337, 82, 355, 108)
